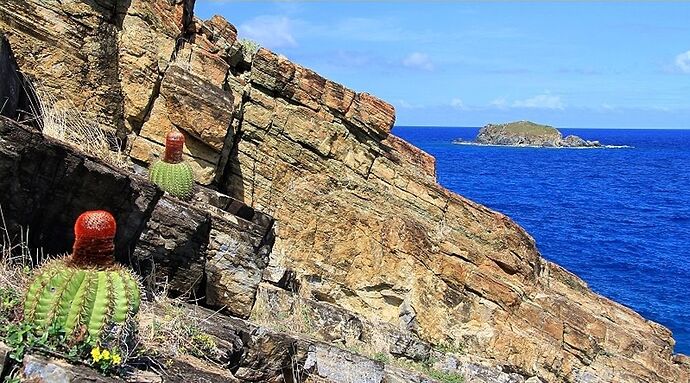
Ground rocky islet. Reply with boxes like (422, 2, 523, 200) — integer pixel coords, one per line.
(458, 120, 602, 148)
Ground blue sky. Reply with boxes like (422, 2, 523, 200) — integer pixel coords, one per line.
(195, 2, 690, 128)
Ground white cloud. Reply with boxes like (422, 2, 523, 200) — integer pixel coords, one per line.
(490, 98, 508, 110)
(239, 16, 297, 49)
(402, 52, 434, 71)
(675, 50, 690, 73)
(512, 94, 564, 110)
(450, 98, 467, 110)
(327, 17, 433, 43)
(396, 100, 423, 109)
(328, 50, 372, 68)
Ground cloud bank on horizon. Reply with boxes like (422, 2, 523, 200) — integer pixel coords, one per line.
(196, 1, 690, 128)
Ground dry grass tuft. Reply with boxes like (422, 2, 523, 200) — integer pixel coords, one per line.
(249, 286, 313, 334)
(0, 206, 45, 330)
(0, 206, 40, 295)
(29, 84, 127, 168)
(136, 282, 223, 366)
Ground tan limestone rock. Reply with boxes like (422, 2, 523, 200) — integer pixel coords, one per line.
(225, 63, 690, 382)
(133, 64, 234, 184)
(345, 92, 396, 138)
(0, 0, 124, 135)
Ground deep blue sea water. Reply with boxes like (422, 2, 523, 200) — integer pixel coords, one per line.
(393, 126, 690, 354)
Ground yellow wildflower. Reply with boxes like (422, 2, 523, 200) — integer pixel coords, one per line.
(91, 347, 101, 362)
(112, 354, 122, 365)
(100, 349, 111, 360)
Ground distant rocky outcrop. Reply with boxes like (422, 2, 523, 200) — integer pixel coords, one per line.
(466, 121, 601, 147)
(1, 2, 688, 383)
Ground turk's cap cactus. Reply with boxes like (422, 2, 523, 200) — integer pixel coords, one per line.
(164, 130, 185, 164)
(23, 210, 141, 346)
(70, 210, 116, 269)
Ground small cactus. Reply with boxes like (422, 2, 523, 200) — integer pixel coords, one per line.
(149, 130, 195, 200)
(23, 211, 141, 344)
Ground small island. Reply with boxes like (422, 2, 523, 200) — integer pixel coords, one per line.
(455, 120, 601, 148)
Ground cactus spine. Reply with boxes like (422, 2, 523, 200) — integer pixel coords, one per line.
(149, 130, 194, 200)
(23, 211, 141, 344)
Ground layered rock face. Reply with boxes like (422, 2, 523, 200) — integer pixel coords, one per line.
(0, 0, 128, 136)
(1, 2, 689, 383)
(232, 52, 687, 382)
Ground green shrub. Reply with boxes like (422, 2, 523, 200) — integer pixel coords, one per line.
(240, 38, 260, 55)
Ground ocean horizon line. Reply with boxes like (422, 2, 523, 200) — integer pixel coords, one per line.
(394, 125, 690, 131)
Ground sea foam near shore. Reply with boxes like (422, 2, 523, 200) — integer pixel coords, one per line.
(451, 140, 633, 149)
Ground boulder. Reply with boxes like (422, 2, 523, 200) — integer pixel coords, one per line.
(132, 195, 211, 296)
(22, 354, 120, 383)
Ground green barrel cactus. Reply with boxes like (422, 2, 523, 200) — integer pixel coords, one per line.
(23, 210, 141, 344)
(149, 130, 195, 200)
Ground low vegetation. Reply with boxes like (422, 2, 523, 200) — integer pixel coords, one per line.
(239, 38, 261, 57)
(137, 292, 223, 365)
(250, 288, 465, 383)
(487, 120, 558, 137)
(0, 209, 220, 381)
(29, 85, 127, 168)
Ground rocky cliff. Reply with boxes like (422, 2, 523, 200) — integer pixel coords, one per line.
(472, 121, 601, 148)
(1, 1, 689, 382)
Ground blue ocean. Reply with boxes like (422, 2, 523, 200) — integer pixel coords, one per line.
(393, 126, 690, 354)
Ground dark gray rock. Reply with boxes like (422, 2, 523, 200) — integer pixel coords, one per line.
(458, 361, 526, 383)
(132, 196, 211, 298)
(204, 205, 275, 318)
(562, 135, 600, 148)
(22, 354, 120, 383)
(154, 357, 239, 383)
(0, 116, 161, 261)
(390, 333, 432, 362)
(183, 305, 299, 382)
(21, 351, 237, 383)
(183, 304, 435, 383)
(304, 344, 385, 383)
(0, 34, 35, 122)
(134, 185, 276, 316)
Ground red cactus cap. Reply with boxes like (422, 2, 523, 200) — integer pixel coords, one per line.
(74, 210, 116, 240)
(164, 130, 185, 164)
(70, 210, 117, 268)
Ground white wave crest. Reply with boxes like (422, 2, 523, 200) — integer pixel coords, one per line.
(451, 141, 633, 149)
